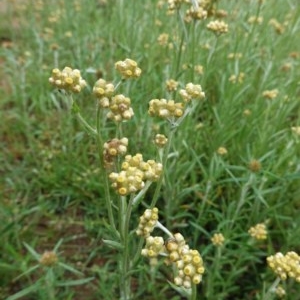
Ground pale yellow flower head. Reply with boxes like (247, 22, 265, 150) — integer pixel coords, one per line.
(165, 233, 205, 288)
(49, 67, 87, 93)
(211, 233, 225, 246)
(109, 154, 162, 195)
(103, 138, 128, 168)
(267, 251, 300, 282)
(141, 235, 165, 258)
(115, 58, 142, 79)
(217, 147, 228, 155)
(166, 79, 179, 92)
(262, 89, 279, 100)
(157, 33, 169, 47)
(291, 126, 300, 136)
(207, 20, 229, 35)
(93, 78, 115, 101)
(137, 208, 159, 237)
(148, 99, 184, 119)
(107, 94, 134, 122)
(179, 82, 205, 102)
(275, 286, 286, 298)
(248, 223, 267, 240)
(154, 134, 168, 148)
(185, 6, 207, 22)
(39, 251, 58, 267)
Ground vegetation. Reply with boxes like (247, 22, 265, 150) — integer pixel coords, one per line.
(1, 0, 300, 299)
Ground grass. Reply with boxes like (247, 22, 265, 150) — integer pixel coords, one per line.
(1, 0, 300, 299)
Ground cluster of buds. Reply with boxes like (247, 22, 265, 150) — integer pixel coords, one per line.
(211, 233, 225, 246)
(148, 99, 184, 119)
(229, 72, 245, 84)
(49, 67, 87, 93)
(248, 223, 267, 240)
(39, 251, 58, 267)
(138, 208, 205, 289)
(207, 20, 229, 35)
(185, 6, 207, 22)
(262, 89, 279, 100)
(166, 0, 189, 13)
(115, 58, 141, 79)
(103, 138, 128, 167)
(167, 0, 217, 21)
(141, 236, 165, 264)
(93, 78, 115, 107)
(106, 94, 134, 122)
(136, 208, 159, 237)
(165, 233, 205, 288)
(179, 83, 205, 102)
(166, 79, 179, 92)
(109, 154, 162, 195)
(157, 33, 170, 47)
(267, 251, 300, 281)
(269, 18, 285, 34)
(154, 134, 168, 148)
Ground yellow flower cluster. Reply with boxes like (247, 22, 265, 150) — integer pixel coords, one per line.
(115, 58, 142, 79)
(248, 16, 263, 24)
(275, 286, 286, 298)
(227, 53, 243, 60)
(185, 6, 207, 22)
(109, 154, 163, 195)
(248, 223, 267, 240)
(211, 233, 225, 246)
(154, 134, 168, 148)
(291, 126, 300, 136)
(194, 65, 204, 75)
(148, 99, 184, 119)
(39, 251, 58, 267)
(207, 20, 229, 35)
(106, 94, 134, 122)
(269, 18, 285, 34)
(167, 0, 189, 13)
(93, 78, 115, 107)
(103, 138, 128, 167)
(141, 236, 165, 258)
(165, 233, 205, 288)
(267, 251, 300, 281)
(262, 89, 279, 100)
(179, 83, 205, 102)
(166, 79, 179, 92)
(136, 208, 159, 237)
(157, 33, 170, 47)
(49, 67, 87, 93)
(138, 209, 205, 288)
(229, 72, 245, 84)
(217, 147, 228, 155)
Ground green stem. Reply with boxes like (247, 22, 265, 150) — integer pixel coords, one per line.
(207, 36, 219, 66)
(68, 94, 97, 136)
(74, 111, 97, 136)
(96, 104, 116, 231)
(132, 238, 144, 266)
(155, 221, 173, 237)
(191, 284, 197, 300)
(150, 127, 176, 208)
(119, 194, 134, 299)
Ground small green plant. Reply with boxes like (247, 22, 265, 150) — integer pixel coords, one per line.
(7, 240, 93, 300)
